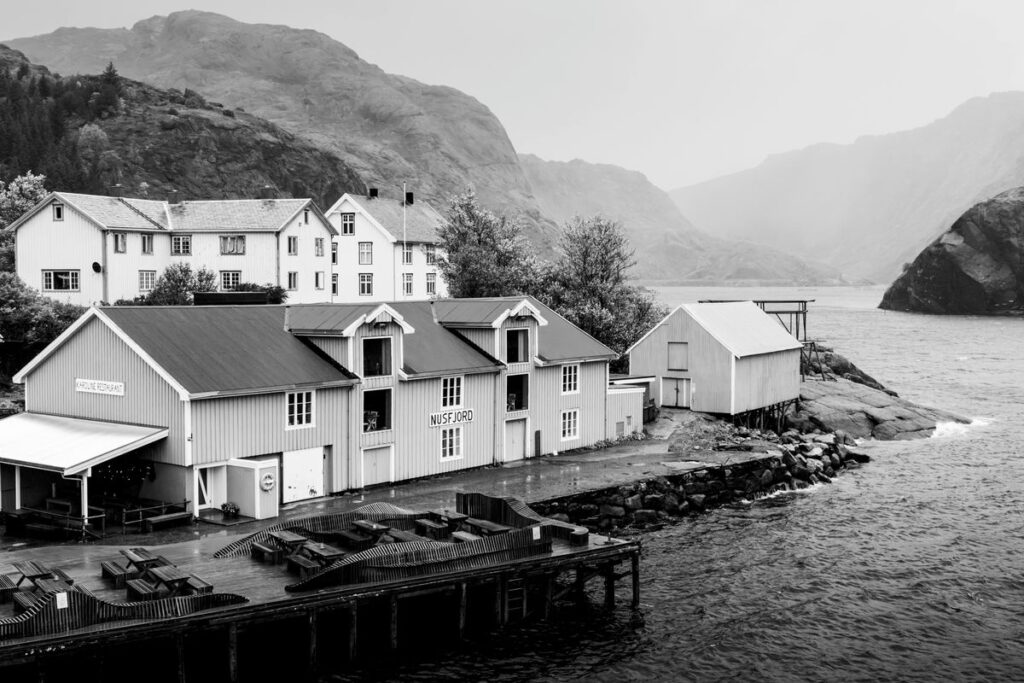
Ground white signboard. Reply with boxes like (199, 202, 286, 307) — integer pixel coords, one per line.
(428, 409, 474, 428)
(75, 378, 125, 396)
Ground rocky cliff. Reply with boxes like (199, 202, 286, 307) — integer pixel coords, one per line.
(880, 187, 1024, 315)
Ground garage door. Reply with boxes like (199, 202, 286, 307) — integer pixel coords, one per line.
(282, 447, 325, 503)
(505, 419, 527, 462)
(661, 378, 691, 408)
(362, 446, 392, 487)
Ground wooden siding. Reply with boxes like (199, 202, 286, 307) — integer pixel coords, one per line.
(16, 200, 105, 306)
(733, 349, 801, 413)
(22, 317, 186, 464)
(454, 327, 497, 357)
(498, 318, 539, 363)
(605, 388, 644, 438)
(527, 361, 607, 455)
(308, 337, 350, 369)
(190, 388, 350, 489)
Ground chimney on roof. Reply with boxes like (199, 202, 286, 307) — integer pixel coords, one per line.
(368, 188, 378, 199)
(167, 189, 181, 204)
(110, 183, 124, 198)
(258, 185, 275, 200)
(404, 191, 414, 206)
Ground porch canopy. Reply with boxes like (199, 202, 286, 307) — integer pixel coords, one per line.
(0, 412, 167, 476)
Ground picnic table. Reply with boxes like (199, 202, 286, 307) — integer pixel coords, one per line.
(429, 509, 469, 527)
(463, 517, 514, 536)
(353, 519, 390, 536)
(148, 564, 192, 596)
(120, 547, 168, 574)
(269, 530, 308, 555)
(34, 578, 73, 595)
(12, 561, 55, 587)
(302, 541, 347, 565)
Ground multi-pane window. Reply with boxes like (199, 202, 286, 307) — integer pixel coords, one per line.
(561, 409, 579, 440)
(331, 242, 338, 265)
(442, 376, 462, 408)
(139, 270, 156, 292)
(561, 364, 579, 394)
(363, 337, 392, 376)
(220, 235, 245, 255)
(341, 212, 355, 235)
(221, 271, 241, 290)
(425, 245, 436, 265)
(52, 203, 64, 221)
(403, 273, 413, 296)
(42, 270, 79, 291)
(113, 232, 127, 253)
(286, 390, 314, 428)
(141, 233, 153, 254)
(402, 244, 413, 265)
(359, 273, 373, 296)
(358, 242, 372, 265)
(171, 234, 192, 255)
(315, 238, 324, 257)
(441, 426, 463, 460)
(288, 236, 298, 255)
(426, 272, 436, 295)
(287, 272, 298, 290)
(315, 271, 325, 290)
(331, 274, 338, 296)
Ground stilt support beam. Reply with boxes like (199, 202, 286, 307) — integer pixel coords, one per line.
(227, 623, 239, 683)
(631, 553, 641, 609)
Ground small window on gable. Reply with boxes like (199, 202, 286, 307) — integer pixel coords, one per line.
(341, 212, 355, 235)
(53, 204, 64, 221)
(506, 328, 529, 363)
(668, 342, 689, 371)
(363, 337, 392, 377)
(304, 209, 310, 225)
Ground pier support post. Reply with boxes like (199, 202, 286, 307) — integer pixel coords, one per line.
(543, 574, 553, 619)
(603, 564, 616, 610)
(176, 634, 187, 683)
(574, 565, 586, 604)
(307, 610, 319, 675)
(631, 553, 641, 609)
(389, 596, 399, 651)
(348, 603, 358, 662)
(227, 623, 239, 683)
(457, 582, 467, 640)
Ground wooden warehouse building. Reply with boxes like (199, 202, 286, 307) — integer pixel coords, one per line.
(625, 301, 802, 414)
(0, 298, 642, 529)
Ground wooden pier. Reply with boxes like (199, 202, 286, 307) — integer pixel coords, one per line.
(0, 493, 641, 681)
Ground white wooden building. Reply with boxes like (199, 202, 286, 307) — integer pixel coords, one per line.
(626, 301, 802, 414)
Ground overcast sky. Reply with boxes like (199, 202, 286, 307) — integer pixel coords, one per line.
(6, 1, 1024, 188)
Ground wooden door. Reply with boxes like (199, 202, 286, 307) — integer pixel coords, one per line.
(505, 419, 527, 462)
(362, 446, 391, 487)
(282, 447, 325, 503)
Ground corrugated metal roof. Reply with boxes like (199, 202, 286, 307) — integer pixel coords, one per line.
(58, 193, 168, 230)
(681, 302, 803, 358)
(431, 299, 515, 326)
(101, 306, 356, 396)
(360, 197, 443, 243)
(286, 304, 381, 336)
(168, 199, 309, 232)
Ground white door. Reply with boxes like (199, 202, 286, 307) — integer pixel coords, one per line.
(505, 419, 527, 462)
(362, 446, 391, 487)
(662, 378, 691, 408)
(282, 447, 325, 503)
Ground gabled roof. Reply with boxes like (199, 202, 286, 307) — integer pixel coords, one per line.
(524, 297, 618, 363)
(5, 192, 169, 233)
(168, 198, 334, 234)
(329, 194, 443, 243)
(432, 298, 548, 328)
(680, 302, 803, 358)
(287, 303, 414, 337)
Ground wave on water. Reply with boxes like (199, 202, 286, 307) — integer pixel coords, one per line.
(931, 418, 991, 438)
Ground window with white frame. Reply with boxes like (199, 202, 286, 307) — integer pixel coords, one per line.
(287, 236, 298, 255)
(52, 203, 64, 221)
(402, 272, 413, 296)
(286, 390, 314, 428)
(441, 426, 463, 460)
(358, 241, 372, 265)
(363, 337, 392, 377)
(315, 237, 324, 257)
(331, 242, 338, 265)
(426, 272, 436, 295)
(315, 271, 325, 290)
(139, 270, 156, 293)
(363, 388, 392, 432)
(359, 273, 373, 296)
(425, 244, 436, 265)
(561, 364, 579, 394)
(506, 328, 529, 363)
(561, 409, 579, 441)
(220, 235, 245, 255)
(221, 271, 241, 290)
(331, 274, 338, 295)
(442, 376, 462, 408)
(287, 272, 298, 290)
(171, 234, 192, 255)
(402, 244, 413, 265)
(141, 233, 153, 254)
(113, 232, 127, 253)
(341, 212, 355, 235)
(42, 270, 79, 291)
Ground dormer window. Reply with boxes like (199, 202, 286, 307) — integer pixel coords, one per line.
(363, 337, 392, 377)
(52, 204, 64, 221)
(506, 329, 529, 363)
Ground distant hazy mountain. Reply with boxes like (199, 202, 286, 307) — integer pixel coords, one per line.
(520, 154, 840, 284)
(671, 93, 1024, 283)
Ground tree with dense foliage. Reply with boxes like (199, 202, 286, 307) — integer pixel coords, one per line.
(0, 272, 85, 385)
(0, 172, 48, 272)
(537, 215, 668, 358)
(142, 263, 218, 305)
(436, 190, 539, 298)
(232, 282, 289, 304)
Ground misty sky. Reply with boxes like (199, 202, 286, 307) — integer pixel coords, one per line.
(6, 1, 1024, 188)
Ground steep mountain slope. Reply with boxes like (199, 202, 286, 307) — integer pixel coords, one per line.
(0, 44, 363, 206)
(520, 155, 841, 284)
(5, 10, 555, 249)
(880, 187, 1024, 315)
(671, 93, 1024, 283)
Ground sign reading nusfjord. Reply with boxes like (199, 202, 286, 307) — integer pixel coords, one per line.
(428, 409, 474, 428)
(74, 378, 125, 396)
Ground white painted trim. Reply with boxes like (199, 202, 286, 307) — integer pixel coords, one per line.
(331, 194, 399, 243)
(14, 466, 21, 509)
(340, 303, 415, 336)
(560, 363, 580, 395)
(560, 408, 580, 442)
(359, 444, 394, 488)
(730, 355, 736, 415)
(491, 299, 549, 328)
(623, 304, 683, 356)
(13, 307, 100, 383)
(183, 399, 193, 467)
(284, 389, 317, 430)
(438, 424, 464, 461)
(440, 374, 465, 409)
(502, 415, 531, 461)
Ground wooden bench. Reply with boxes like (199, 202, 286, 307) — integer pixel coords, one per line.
(51, 567, 74, 585)
(186, 576, 213, 595)
(12, 591, 38, 614)
(353, 519, 390, 536)
(0, 574, 16, 603)
(415, 518, 449, 540)
(464, 517, 514, 536)
(386, 528, 430, 543)
(451, 530, 483, 543)
(251, 541, 283, 564)
(334, 529, 375, 551)
(101, 561, 134, 589)
(142, 511, 193, 533)
(74, 584, 96, 599)
(126, 578, 161, 601)
(286, 555, 320, 581)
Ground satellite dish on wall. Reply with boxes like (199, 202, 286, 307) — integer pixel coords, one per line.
(92, 262, 102, 273)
